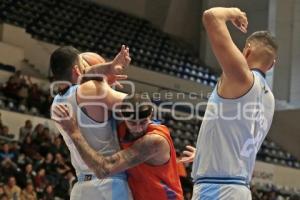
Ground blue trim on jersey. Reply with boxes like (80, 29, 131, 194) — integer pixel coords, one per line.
(199, 184, 220, 200)
(112, 177, 129, 200)
(196, 176, 247, 181)
(196, 181, 249, 187)
(195, 176, 249, 187)
(160, 180, 177, 200)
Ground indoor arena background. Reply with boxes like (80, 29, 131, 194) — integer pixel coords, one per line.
(0, 0, 299, 199)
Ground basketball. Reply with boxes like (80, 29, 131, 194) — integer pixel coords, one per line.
(80, 52, 106, 66)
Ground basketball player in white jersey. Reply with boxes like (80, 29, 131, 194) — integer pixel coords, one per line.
(50, 45, 133, 200)
(191, 7, 278, 199)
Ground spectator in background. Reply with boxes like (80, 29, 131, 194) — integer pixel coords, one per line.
(54, 170, 75, 200)
(19, 120, 33, 143)
(65, 170, 76, 197)
(20, 135, 37, 159)
(20, 181, 37, 200)
(41, 184, 54, 200)
(49, 136, 68, 157)
(269, 191, 277, 200)
(251, 186, 261, 200)
(41, 128, 50, 141)
(31, 124, 44, 141)
(53, 153, 71, 176)
(37, 153, 55, 178)
(19, 163, 36, 189)
(0, 158, 18, 182)
(0, 144, 16, 162)
(3, 71, 21, 100)
(0, 126, 14, 139)
(34, 168, 48, 196)
(38, 127, 52, 156)
(3, 176, 21, 200)
(28, 83, 42, 111)
(17, 76, 29, 107)
(4, 70, 27, 104)
(35, 153, 56, 186)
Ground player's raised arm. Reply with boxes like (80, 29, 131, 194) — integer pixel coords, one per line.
(52, 104, 169, 179)
(76, 45, 131, 112)
(79, 45, 130, 87)
(202, 7, 252, 85)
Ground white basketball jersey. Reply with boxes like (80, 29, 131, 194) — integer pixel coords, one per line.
(51, 85, 121, 175)
(192, 70, 275, 183)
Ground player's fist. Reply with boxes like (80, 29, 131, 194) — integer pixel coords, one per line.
(230, 8, 248, 33)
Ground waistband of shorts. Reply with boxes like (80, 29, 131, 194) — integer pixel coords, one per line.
(194, 176, 250, 188)
(77, 172, 127, 182)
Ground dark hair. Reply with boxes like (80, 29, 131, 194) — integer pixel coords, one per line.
(120, 94, 153, 120)
(246, 31, 278, 54)
(49, 46, 81, 81)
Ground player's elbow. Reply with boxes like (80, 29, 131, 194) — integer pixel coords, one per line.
(202, 9, 215, 27)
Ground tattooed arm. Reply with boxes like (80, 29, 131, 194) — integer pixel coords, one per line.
(70, 130, 168, 179)
(52, 104, 170, 178)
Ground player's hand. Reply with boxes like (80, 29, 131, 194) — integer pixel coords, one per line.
(107, 45, 131, 88)
(178, 145, 196, 164)
(51, 104, 79, 136)
(78, 55, 92, 74)
(230, 8, 248, 33)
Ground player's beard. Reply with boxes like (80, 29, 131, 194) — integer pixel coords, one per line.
(130, 129, 147, 139)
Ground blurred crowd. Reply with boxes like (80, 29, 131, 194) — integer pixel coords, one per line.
(0, 119, 75, 200)
(0, 70, 53, 117)
(251, 186, 300, 200)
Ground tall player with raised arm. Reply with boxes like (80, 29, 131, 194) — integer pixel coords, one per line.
(191, 7, 278, 200)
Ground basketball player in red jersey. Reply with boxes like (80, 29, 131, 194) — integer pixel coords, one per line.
(53, 94, 184, 200)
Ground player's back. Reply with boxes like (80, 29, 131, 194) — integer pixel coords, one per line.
(52, 85, 120, 173)
(192, 70, 275, 184)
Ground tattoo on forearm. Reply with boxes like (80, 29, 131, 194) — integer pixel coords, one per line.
(122, 135, 161, 167)
(71, 135, 111, 178)
(71, 134, 162, 179)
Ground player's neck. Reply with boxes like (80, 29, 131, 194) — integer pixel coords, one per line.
(248, 61, 268, 74)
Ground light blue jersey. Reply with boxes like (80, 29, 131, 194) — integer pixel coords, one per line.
(52, 85, 132, 200)
(191, 70, 275, 199)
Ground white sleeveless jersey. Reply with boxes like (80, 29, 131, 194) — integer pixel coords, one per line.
(191, 70, 275, 183)
(51, 85, 121, 175)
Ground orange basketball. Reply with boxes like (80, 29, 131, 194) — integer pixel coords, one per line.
(80, 52, 106, 66)
(79, 52, 106, 82)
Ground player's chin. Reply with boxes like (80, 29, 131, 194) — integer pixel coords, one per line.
(131, 130, 146, 137)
